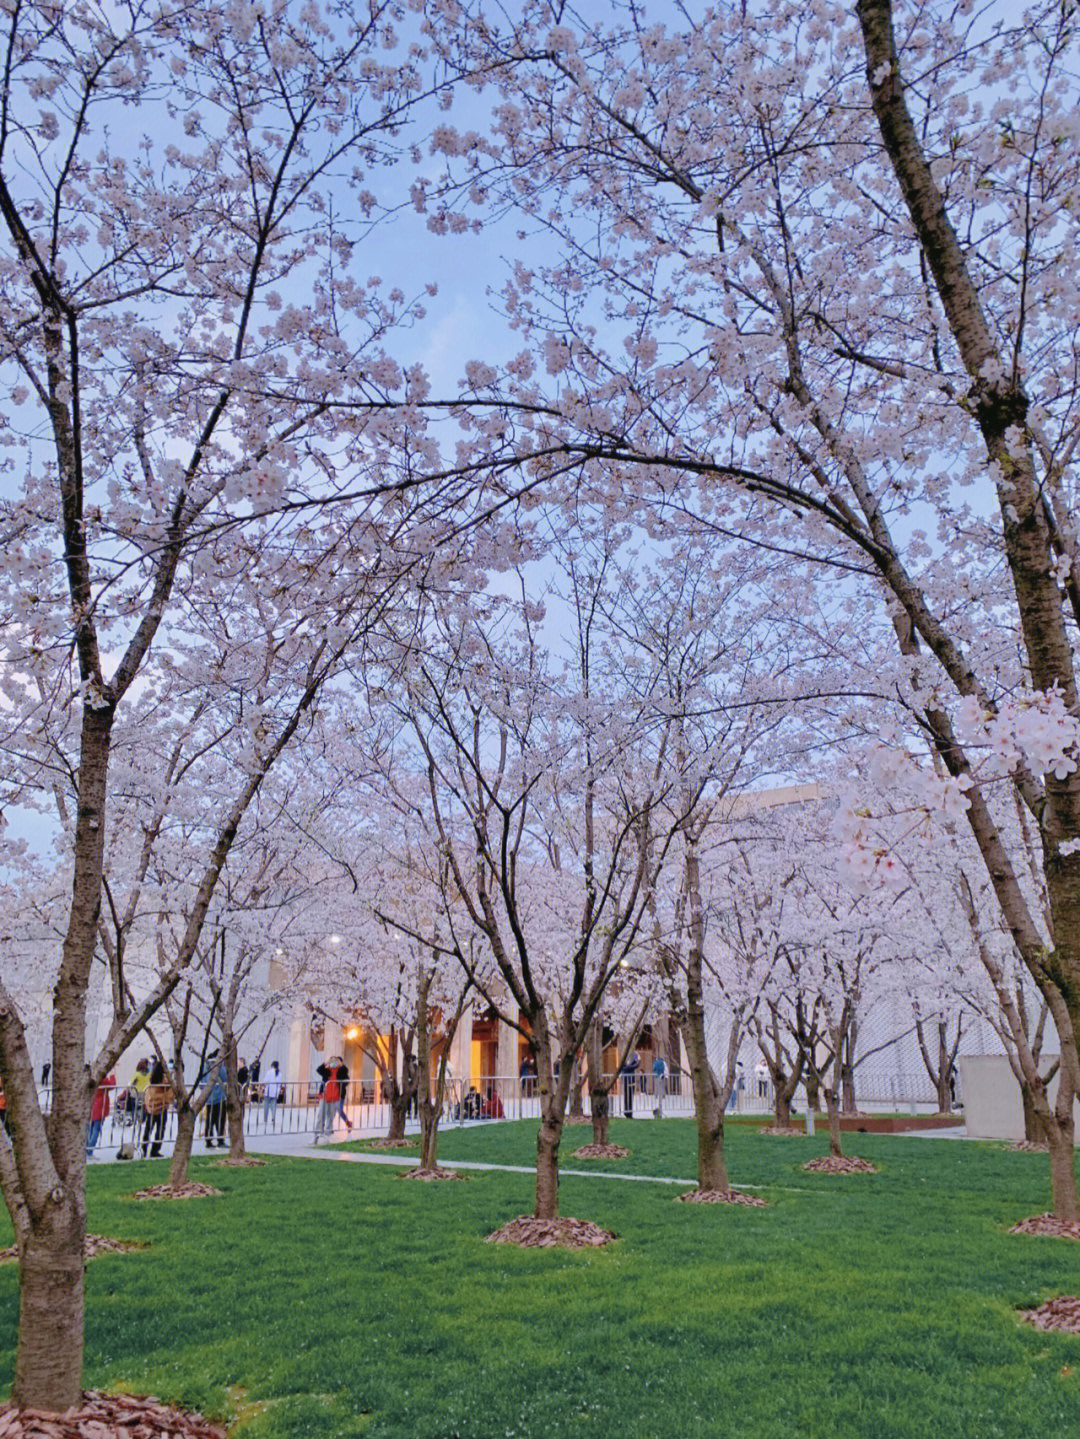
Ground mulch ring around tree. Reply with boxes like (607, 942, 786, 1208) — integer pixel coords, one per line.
(130, 1182, 223, 1201)
(399, 1166, 467, 1181)
(0, 1389, 225, 1438)
(0, 1235, 145, 1265)
(1010, 1213, 1080, 1241)
(571, 1143, 630, 1159)
(362, 1138, 417, 1150)
(758, 1126, 807, 1137)
(209, 1157, 266, 1168)
(677, 1188, 767, 1206)
(485, 1215, 617, 1248)
(1005, 1140, 1050, 1153)
(1020, 1296, 1080, 1334)
(802, 1155, 878, 1174)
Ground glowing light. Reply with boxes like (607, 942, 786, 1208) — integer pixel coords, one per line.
(329, 934, 342, 946)
(346, 1027, 360, 1041)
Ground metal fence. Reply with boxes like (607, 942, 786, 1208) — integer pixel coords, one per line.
(74, 1071, 764, 1156)
(67, 1067, 947, 1158)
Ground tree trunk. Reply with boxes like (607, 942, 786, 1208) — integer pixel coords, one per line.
(14, 1206, 85, 1411)
(823, 1086, 844, 1158)
(774, 1086, 792, 1129)
(690, 1067, 727, 1192)
(532, 1013, 569, 1219)
(590, 1086, 610, 1147)
(682, 833, 728, 1192)
(168, 1105, 197, 1188)
(681, 1004, 727, 1189)
(841, 1023, 858, 1114)
(387, 1092, 409, 1142)
(416, 971, 439, 1170)
(1021, 1084, 1048, 1144)
(1047, 1123, 1080, 1223)
(223, 1036, 245, 1160)
(569, 1055, 584, 1119)
(935, 1022, 953, 1112)
(805, 1071, 821, 1113)
(535, 1108, 563, 1219)
(586, 1023, 610, 1146)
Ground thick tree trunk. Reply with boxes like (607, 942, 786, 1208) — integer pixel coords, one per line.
(535, 1109, 563, 1219)
(1047, 1124, 1080, 1223)
(569, 1055, 584, 1119)
(532, 1012, 570, 1219)
(1021, 1085, 1047, 1144)
(692, 1073, 727, 1192)
(168, 1106, 197, 1188)
(419, 1110, 439, 1170)
(387, 1093, 409, 1142)
(774, 1087, 792, 1129)
(591, 1087, 610, 1147)
(805, 1071, 821, 1113)
(682, 835, 728, 1192)
(14, 1208, 85, 1411)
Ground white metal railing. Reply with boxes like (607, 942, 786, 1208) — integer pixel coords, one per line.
(67, 1066, 950, 1158)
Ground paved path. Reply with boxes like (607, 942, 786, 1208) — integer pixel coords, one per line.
(267, 1146, 835, 1194)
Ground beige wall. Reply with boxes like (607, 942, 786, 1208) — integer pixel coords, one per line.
(959, 1054, 1080, 1140)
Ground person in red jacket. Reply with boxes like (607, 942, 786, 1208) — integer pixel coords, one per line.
(86, 1069, 117, 1160)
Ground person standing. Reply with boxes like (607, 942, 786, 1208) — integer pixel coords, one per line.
(131, 1058, 151, 1125)
(621, 1048, 641, 1119)
(404, 1052, 419, 1120)
(200, 1053, 227, 1148)
(313, 1057, 339, 1142)
(651, 1053, 668, 1119)
(332, 1057, 352, 1132)
(141, 1059, 172, 1158)
(86, 1069, 116, 1159)
(262, 1061, 284, 1128)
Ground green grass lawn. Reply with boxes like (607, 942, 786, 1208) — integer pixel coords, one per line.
(2, 1122, 1080, 1437)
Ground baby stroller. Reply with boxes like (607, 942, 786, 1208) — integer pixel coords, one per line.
(113, 1086, 138, 1160)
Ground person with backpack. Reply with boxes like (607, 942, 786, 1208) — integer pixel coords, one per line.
(141, 1059, 173, 1158)
(313, 1056, 342, 1143)
(200, 1053, 228, 1149)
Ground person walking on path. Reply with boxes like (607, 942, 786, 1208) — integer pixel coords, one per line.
(621, 1049, 641, 1119)
(651, 1054, 668, 1119)
(86, 1069, 116, 1159)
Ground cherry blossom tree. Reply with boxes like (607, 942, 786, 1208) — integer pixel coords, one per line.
(425, 0, 1080, 1208)
(374, 574, 694, 1223)
(0, 0, 492, 1410)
